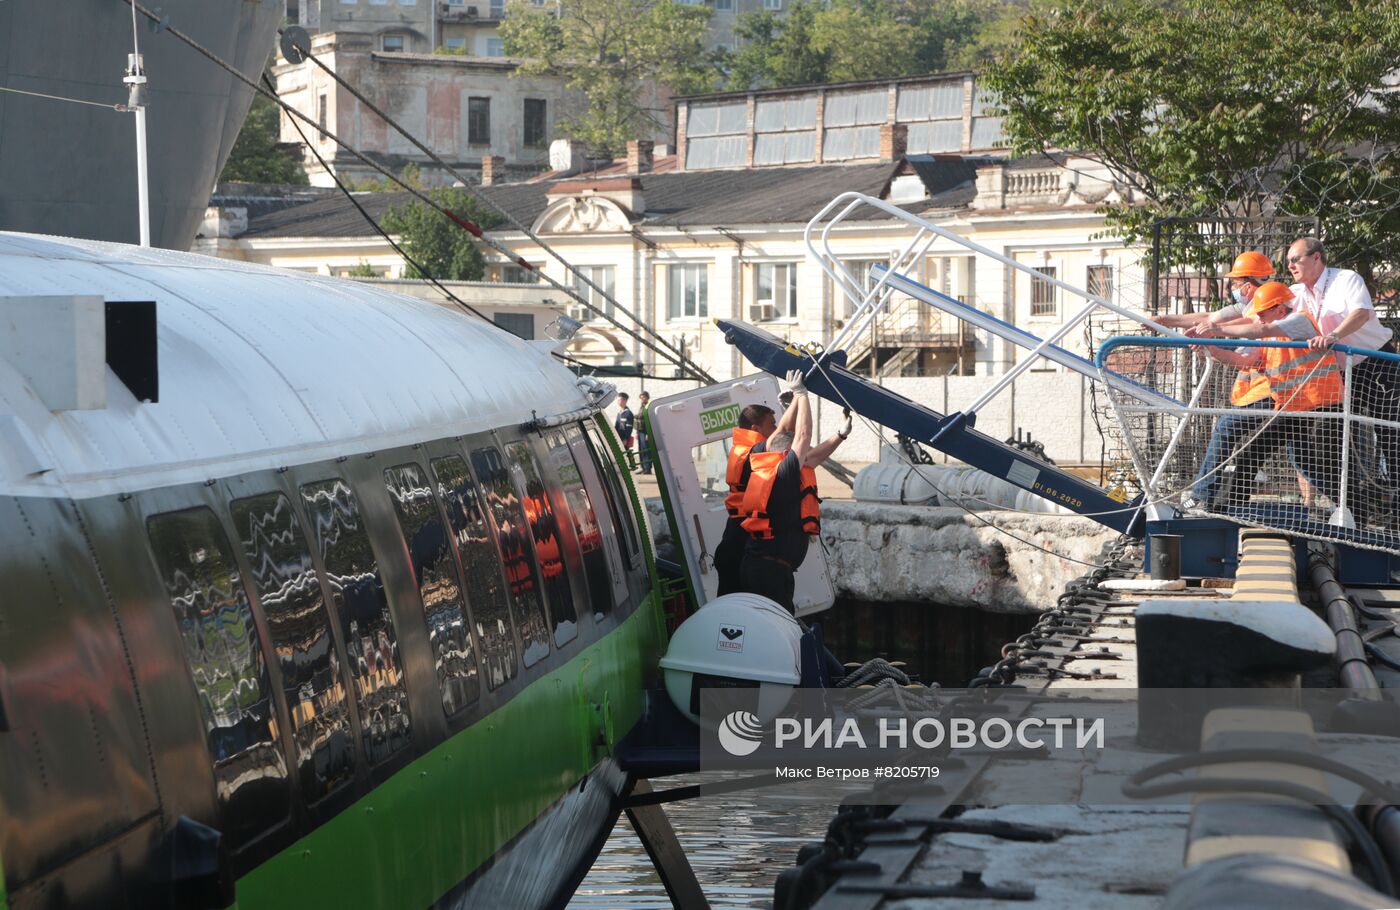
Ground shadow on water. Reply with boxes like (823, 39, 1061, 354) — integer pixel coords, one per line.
(571, 598, 1036, 909)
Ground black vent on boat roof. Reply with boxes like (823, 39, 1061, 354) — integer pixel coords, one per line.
(105, 301, 158, 403)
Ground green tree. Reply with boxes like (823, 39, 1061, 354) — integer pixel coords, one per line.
(220, 92, 309, 185)
(380, 188, 504, 281)
(982, 0, 1400, 290)
(500, 0, 721, 155)
(725, 0, 1024, 89)
(345, 261, 379, 278)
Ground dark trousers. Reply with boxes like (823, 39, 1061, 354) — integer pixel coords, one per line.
(637, 430, 652, 472)
(738, 553, 796, 614)
(1235, 406, 1367, 519)
(714, 533, 744, 596)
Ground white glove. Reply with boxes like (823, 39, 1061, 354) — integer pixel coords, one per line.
(839, 412, 853, 439)
(783, 368, 808, 397)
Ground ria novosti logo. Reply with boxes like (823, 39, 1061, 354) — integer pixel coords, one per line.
(717, 710, 765, 756)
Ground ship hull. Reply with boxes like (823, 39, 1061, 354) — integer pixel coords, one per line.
(0, 0, 281, 249)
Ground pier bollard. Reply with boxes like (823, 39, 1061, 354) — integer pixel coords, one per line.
(1149, 533, 1182, 581)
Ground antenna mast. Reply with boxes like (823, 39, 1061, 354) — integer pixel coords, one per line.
(124, 2, 151, 247)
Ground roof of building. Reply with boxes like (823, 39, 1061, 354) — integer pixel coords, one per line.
(209, 182, 336, 224)
(0, 232, 589, 498)
(239, 158, 960, 238)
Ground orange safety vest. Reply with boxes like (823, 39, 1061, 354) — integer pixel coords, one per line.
(1230, 315, 1343, 412)
(724, 427, 767, 517)
(739, 451, 821, 539)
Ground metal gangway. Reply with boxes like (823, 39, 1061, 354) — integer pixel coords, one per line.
(717, 191, 1400, 559)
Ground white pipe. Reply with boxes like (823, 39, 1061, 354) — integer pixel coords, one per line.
(135, 105, 151, 247)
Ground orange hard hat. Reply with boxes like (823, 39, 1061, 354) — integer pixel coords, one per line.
(1227, 251, 1274, 278)
(1248, 281, 1294, 316)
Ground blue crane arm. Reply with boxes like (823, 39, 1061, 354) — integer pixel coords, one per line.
(716, 319, 1146, 536)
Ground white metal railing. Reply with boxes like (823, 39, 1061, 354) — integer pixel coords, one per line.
(804, 192, 1182, 413)
(1097, 336, 1400, 553)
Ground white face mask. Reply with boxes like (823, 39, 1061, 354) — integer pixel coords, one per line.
(1232, 287, 1248, 305)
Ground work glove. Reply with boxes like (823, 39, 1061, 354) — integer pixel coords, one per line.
(783, 368, 808, 397)
(839, 409, 853, 440)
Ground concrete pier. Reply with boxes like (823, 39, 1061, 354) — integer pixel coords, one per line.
(646, 498, 1120, 614)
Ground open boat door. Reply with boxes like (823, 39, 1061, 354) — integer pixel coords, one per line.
(648, 374, 836, 618)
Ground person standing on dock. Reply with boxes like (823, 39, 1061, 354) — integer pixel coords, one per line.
(736, 369, 851, 613)
(614, 393, 637, 470)
(636, 391, 653, 475)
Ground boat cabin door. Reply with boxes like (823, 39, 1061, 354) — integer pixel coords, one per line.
(648, 374, 836, 618)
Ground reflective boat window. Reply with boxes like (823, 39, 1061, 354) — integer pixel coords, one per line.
(470, 445, 552, 666)
(146, 507, 290, 849)
(383, 463, 480, 715)
(431, 454, 519, 689)
(544, 431, 614, 619)
(299, 479, 412, 765)
(507, 441, 578, 648)
(230, 493, 354, 802)
(583, 422, 644, 566)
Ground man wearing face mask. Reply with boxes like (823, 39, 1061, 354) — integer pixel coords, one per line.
(1156, 251, 1275, 335)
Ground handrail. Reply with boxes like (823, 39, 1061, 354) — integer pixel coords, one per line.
(1095, 335, 1400, 368)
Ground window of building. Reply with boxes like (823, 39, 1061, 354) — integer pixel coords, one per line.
(764, 0, 781, 8)
(498, 263, 540, 284)
(230, 493, 353, 804)
(369, 0, 387, 4)
(897, 78, 967, 154)
(400, 0, 416, 6)
(299, 478, 412, 765)
(571, 265, 615, 322)
(341, 0, 355, 5)
(384, 463, 480, 716)
(470, 445, 552, 666)
(1087, 264, 1115, 303)
(685, 101, 747, 169)
(524, 98, 547, 147)
(317, 92, 328, 141)
(381, 34, 405, 51)
(448, 0, 465, 4)
(754, 95, 816, 165)
(1030, 265, 1058, 318)
(753, 262, 798, 321)
(146, 508, 290, 850)
(493, 312, 534, 339)
(714, 0, 733, 10)
(841, 259, 888, 318)
(667, 263, 708, 320)
(823, 88, 885, 161)
(507, 441, 578, 647)
(486, 37, 505, 56)
(431, 453, 519, 689)
(444, 36, 467, 50)
(468, 96, 490, 145)
(489, 0, 504, 14)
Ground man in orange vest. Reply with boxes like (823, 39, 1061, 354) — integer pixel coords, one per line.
(1185, 282, 1345, 513)
(735, 369, 851, 613)
(1157, 250, 1276, 335)
(713, 401, 780, 596)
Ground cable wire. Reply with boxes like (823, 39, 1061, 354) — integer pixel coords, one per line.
(0, 85, 126, 111)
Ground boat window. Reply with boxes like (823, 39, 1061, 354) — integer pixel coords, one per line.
(584, 421, 644, 566)
(299, 478, 412, 766)
(470, 445, 553, 666)
(383, 463, 480, 715)
(230, 493, 354, 803)
(506, 441, 579, 648)
(544, 430, 615, 619)
(565, 424, 636, 611)
(431, 454, 519, 689)
(146, 507, 290, 850)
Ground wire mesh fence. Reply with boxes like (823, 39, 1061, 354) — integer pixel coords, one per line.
(1101, 336, 1400, 553)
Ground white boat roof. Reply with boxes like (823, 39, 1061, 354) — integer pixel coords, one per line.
(0, 233, 589, 499)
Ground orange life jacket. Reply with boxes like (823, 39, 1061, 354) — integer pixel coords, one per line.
(1230, 315, 1343, 412)
(724, 427, 767, 517)
(739, 451, 821, 539)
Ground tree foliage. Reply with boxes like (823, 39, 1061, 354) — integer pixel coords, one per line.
(380, 188, 503, 281)
(726, 0, 1024, 89)
(500, 0, 721, 155)
(220, 92, 309, 185)
(982, 0, 1400, 290)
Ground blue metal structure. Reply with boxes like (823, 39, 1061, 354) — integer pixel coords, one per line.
(716, 319, 1147, 536)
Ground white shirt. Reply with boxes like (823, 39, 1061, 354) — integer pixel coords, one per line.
(1290, 267, 1391, 362)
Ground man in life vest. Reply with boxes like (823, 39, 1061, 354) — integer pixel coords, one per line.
(1185, 281, 1346, 515)
(713, 401, 780, 596)
(1156, 250, 1276, 334)
(736, 368, 851, 613)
